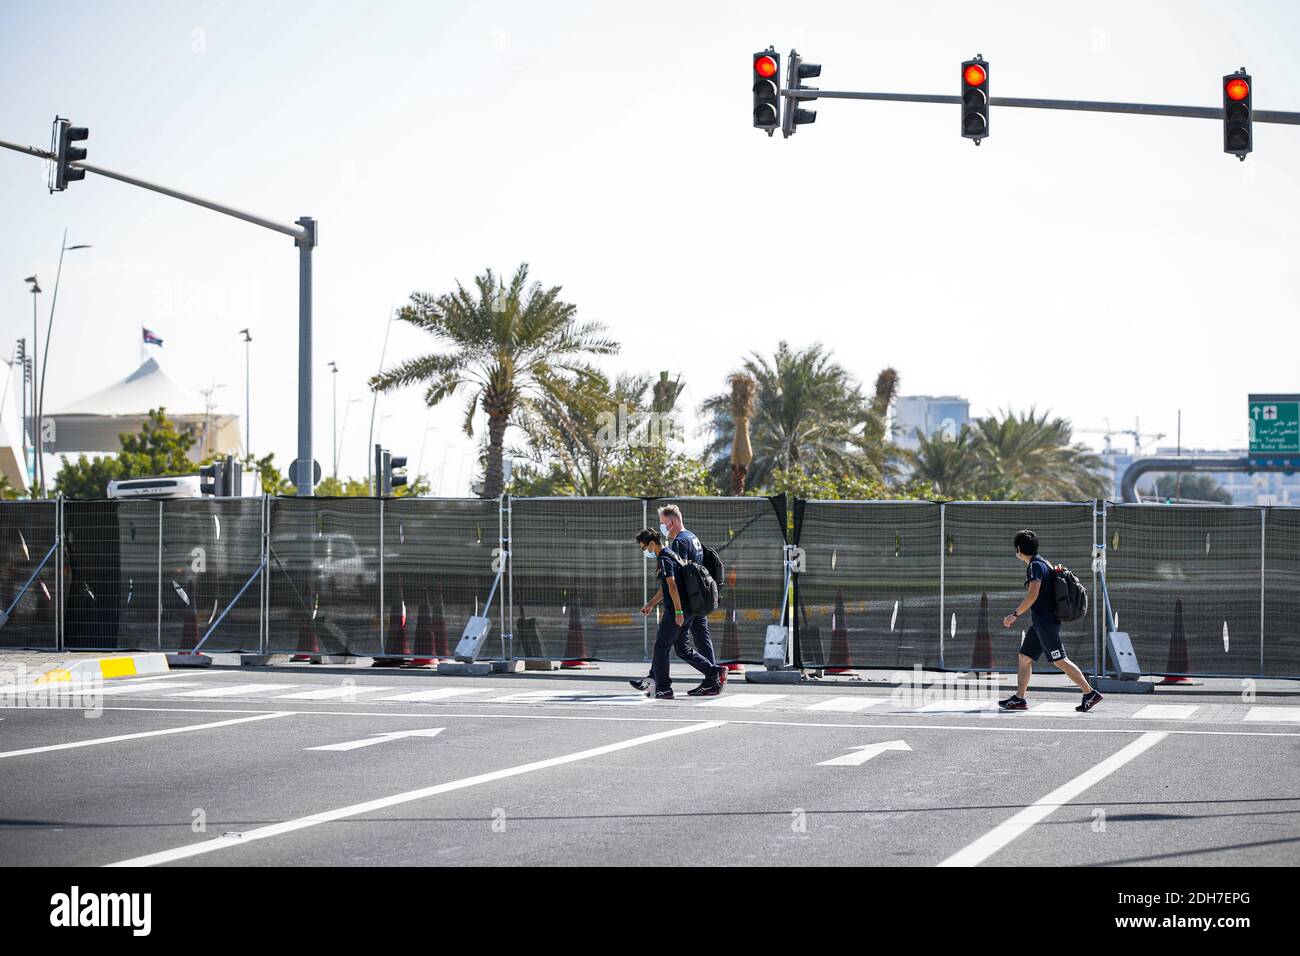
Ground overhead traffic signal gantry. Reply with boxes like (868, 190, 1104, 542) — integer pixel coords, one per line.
(961, 56, 989, 144)
(49, 117, 89, 192)
(1223, 69, 1252, 160)
(781, 50, 821, 138)
(753, 48, 781, 135)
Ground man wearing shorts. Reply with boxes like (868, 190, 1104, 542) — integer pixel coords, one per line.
(1000, 529, 1102, 713)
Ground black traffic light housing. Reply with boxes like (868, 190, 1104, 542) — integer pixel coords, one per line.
(753, 48, 781, 135)
(1223, 68, 1252, 160)
(50, 117, 89, 192)
(781, 50, 821, 138)
(961, 56, 989, 144)
(374, 445, 407, 496)
(199, 455, 241, 497)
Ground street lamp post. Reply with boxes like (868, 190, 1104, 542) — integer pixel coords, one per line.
(37, 231, 92, 497)
(239, 329, 252, 460)
(23, 276, 40, 495)
(328, 361, 338, 479)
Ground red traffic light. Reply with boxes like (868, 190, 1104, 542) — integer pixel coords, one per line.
(1225, 77, 1250, 101)
(963, 63, 986, 87)
(755, 55, 778, 79)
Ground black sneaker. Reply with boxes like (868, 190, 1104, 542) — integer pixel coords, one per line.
(629, 678, 651, 692)
(1076, 690, 1104, 713)
(652, 689, 675, 700)
(687, 677, 722, 697)
(998, 694, 1028, 711)
(716, 666, 729, 686)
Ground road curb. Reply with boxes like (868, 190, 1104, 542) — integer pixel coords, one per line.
(33, 653, 170, 684)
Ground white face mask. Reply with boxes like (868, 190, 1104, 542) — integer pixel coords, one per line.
(659, 523, 670, 538)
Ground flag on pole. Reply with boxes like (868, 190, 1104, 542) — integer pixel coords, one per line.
(142, 328, 164, 347)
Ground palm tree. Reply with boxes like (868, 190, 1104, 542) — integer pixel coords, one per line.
(905, 425, 988, 498)
(728, 373, 756, 495)
(369, 264, 618, 499)
(703, 342, 897, 490)
(972, 408, 1109, 500)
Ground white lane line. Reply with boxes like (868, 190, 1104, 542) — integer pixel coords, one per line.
(276, 686, 395, 700)
(1132, 704, 1199, 720)
(105, 720, 726, 867)
(307, 727, 444, 751)
(1244, 706, 1300, 723)
(937, 731, 1168, 868)
(1029, 702, 1084, 716)
(92, 682, 209, 696)
(485, 691, 649, 706)
(0, 712, 293, 760)
(805, 697, 890, 713)
(376, 688, 491, 702)
(915, 699, 1000, 714)
(696, 694, 787, 709)
(167, 684, 299, 698)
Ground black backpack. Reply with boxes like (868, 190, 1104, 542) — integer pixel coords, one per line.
(700, 545, 725, 593)
(1050, 563, 1088, 622)
(666, 550, 720, 617)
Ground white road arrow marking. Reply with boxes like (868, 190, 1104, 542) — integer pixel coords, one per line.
(817, 740, 912, 766)
(307, 727, 445, 752)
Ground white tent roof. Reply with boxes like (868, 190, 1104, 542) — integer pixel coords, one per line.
(50, 357, 207, 417)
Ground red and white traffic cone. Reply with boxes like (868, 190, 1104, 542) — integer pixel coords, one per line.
(1158, 598, 1200, 685)
(825, 591, 853, 674)
(971, 592, 995, 674)
(561, 597, 594, 669)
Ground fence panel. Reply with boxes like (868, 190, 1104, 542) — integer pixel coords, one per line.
(1105, 503, 1265, 677)
(382, 497, 500, 659)
(796, 500, 942, 669)
(64, 500, 161, 651)
(267, 497, 382, 656)
(510, 497, 645, 661)
(0, 500, 59, 650)
(159, 498, 263, 652)
(942, 502, 1095, 672)
(651, 496, 786, 664)
(1264, 507, 1300, 677)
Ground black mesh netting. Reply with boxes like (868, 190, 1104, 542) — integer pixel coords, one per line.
(1105, 504, 1266, 677)
(651, 497, 787, 665)
(0, 501, 58, 650)
(381, 497, 500, 659)
(942, 502, 1096, 673)
(267, 497, 382, 656)
(64, 500, 160, 651)
(795, 501, 942, 669)
(1263, 507, 1300, 677)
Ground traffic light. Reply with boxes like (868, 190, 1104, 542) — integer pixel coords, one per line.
(1223, 69, 1252, 160)
(961, 56, 989, 144)
(389, 455, 408, 493)
(374, 445, 406, 495)
(781, 50, 820, 138)
(753, 49, 781, 135)
(50, 118, 89, 192)
(199, 459, 225, 497)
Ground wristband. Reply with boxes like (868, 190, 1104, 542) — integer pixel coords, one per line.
(675, 610, 684, 617)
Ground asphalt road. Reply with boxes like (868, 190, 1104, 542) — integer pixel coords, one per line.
(1, 665, 1297, 867)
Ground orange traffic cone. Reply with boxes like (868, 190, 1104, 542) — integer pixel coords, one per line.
(826, 591, 852, 674)
(1159, 598, 1196, 685)
(720, 569, 744, 673)
(971, 592, 994, 673)
(561, 596, 593, 668)
(407, 587, 437, 668)
(290, 617, 320, 662)
(373, 584, 408, 667)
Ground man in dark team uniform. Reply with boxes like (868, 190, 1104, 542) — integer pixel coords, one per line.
(1000, 529, 1102, 713)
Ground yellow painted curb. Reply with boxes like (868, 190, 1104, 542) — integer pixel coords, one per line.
(33, 654, 170, 684)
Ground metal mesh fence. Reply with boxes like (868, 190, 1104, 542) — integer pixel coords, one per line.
(159, 498, 263, 653)
(382, 497, 499, 659)
(64, 500, 160, 651)
(651, 497, 786, 664)
(942, 502, 1096, 673)
(267, 497, 382, 657)
(795, 501, 942, 669)
(509, 497, 645, 661)
(1264, 508, 1300, 677)
(0, 501, 58, 650)
(1105, 503, 1265, 677)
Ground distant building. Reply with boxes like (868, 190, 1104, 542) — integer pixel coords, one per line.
(893, 395, 970, 452)
(1099, 446, 1300, 505)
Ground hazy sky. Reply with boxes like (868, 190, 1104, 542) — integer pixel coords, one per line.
(2, 0, 1298, 493)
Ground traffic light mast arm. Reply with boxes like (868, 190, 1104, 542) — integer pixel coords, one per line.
(0, 137, 309, 240)
(778, 90, 1300, 124)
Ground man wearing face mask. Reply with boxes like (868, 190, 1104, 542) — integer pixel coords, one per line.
(630, 504, 726, 697)
(634, 527, 724, 699)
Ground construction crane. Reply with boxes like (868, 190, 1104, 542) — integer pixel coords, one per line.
(1078, 418, 1167, 456)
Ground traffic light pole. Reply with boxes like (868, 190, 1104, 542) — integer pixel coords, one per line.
(780, 89, 1300, 125)
(0, 136, 319, 496)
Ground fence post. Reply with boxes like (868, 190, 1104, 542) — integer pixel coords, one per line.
(156, 499, 164, 652)
(56, 496, 64, 653)
(498, 495, 506, 661)
(378, 496, 385, 656)
(1260, 507, 1267, 674)
(260, 495, 268, 656)
(938, 502, 946, 670)
(1092, 499, 1100, 679)
(505, 494, 514, 662)
(642, 498, 649, 660)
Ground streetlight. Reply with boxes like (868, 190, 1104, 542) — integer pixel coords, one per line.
(238, 329, 252, 459)
(37, 232, 92, 498)
(336, 395, 363, 479)
(23, 276, 40, 495)
(327, 360, 338, 478)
